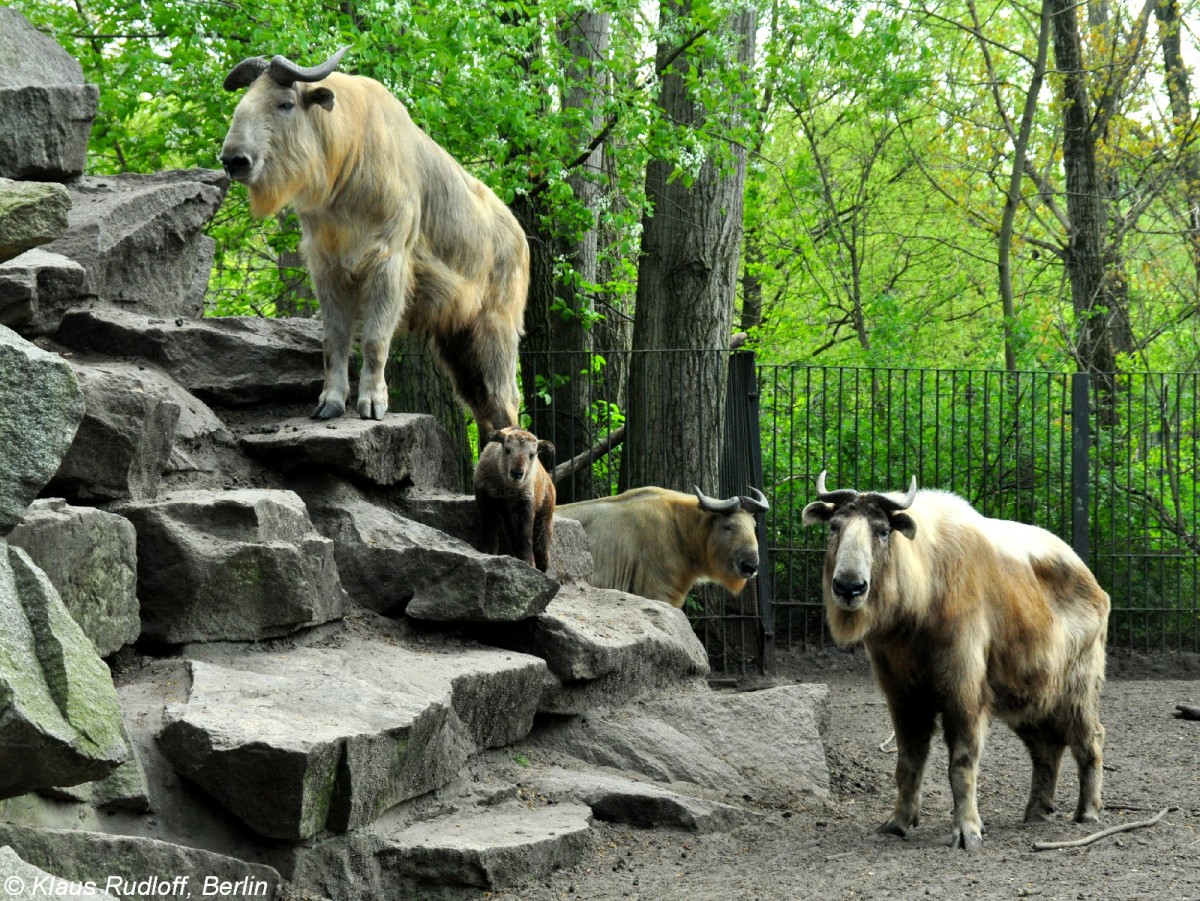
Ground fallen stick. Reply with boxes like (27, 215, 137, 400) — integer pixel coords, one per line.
(1032, 807, 1171, 851)
(1174, 704, 1200, 721)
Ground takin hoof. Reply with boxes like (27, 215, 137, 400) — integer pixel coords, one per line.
(1023, 803, 1056, 823)
(876, 820, 912, 839)
(950, 826, 983, 851)
(312, 400, 345, 419)
(356, 398, 388, 420)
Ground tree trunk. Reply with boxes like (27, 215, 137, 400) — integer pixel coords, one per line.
(1155, 0, 1200, 287)
(622, 1, 757, 493)
(1049, 0, 1119, 395)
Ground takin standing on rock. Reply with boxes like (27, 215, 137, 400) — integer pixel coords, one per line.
(220, 47, 528, 435)
(474, 427, 556, 572)
(556, 486, 769, 608)
(802, 471, 1110, 851)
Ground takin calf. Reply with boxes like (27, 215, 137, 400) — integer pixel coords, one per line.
(802, 472, 1110, 850)
(474, 427, 555, 572)
(220, 48, 528, 435)
(556, 486, 768, 608)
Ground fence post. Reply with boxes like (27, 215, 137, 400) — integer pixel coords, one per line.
(1071, 371, 1091, 566)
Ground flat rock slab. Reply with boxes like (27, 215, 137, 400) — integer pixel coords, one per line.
(159, 639, 546, 840)
(0, 845, 117, 900)
(7, 498, 139, 657)
(495, 584, 710, 714)
(0, 325, 84, 535)
(242, 414, 460, 492)
(527, 684, 831, 808)
(55, 309, 324, 405)
(294, 475, 558, 621)
(114, 489, 346, 644)
(0, 543, 128, 798)
(0, 825, 279, 901)
(396, 490, 593, 584)
(529, 766, 748, 832)
(377, 800, 594, 889)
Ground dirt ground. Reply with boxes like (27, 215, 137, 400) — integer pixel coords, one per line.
(483, 648, 1200, 901)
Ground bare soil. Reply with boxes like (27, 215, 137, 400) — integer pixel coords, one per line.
(483, 649, 1200, 901)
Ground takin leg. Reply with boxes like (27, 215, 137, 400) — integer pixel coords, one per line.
(311, 277, 356, 420)
(434, 311, 521, 439)
(474, 491, 504, 556)
(942, 704, 987, 850)
(1068, 715, 1105, 823)
(1014, 723, 1065, 822)
(356, 257, 409, 420)
(505, 496, 537, 568)
(532, 507, 553, 574)
(877, 694, 937, 839)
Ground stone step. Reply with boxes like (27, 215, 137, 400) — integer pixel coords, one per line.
(493, 583, 711, 714)
(0, 845, 117, 901)
(294, 475, 558, 621)
(114, 488, 346, 644)
(242, 413, 460, 493)
(286, 798, 594, 897)
(0, 179, 70, 263)
(158, 636, 546, 840)
(55, 309, 322, 406)
(394, 490, 593, 585)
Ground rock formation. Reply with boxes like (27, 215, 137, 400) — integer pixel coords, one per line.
(0, 10, 830, 900)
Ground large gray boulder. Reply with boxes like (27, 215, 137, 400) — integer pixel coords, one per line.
(54, 359, 238, 493)
(0, 325, 84, 536)
(242, 414, 460, 492)
(55, 309, 325, 405)
(0, 846, 117, 901)
(0, 826, 279, 901)
(114, 489, 346, 644)
(48, 361, 183, 502)
(498, 585, 710, 714)
(7, 499, 139, 657)
(294, 475, 558, 620)
(159, 637, 547, 840)
(396, 490, 593, 584)
(7, 170, 229, 332)
(0, 543, 128, 798)
(0, 9, 98, 181)
(0, 179, 71, 263)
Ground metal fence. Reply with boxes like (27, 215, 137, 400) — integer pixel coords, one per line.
(760, 365, 1200, 659)
(400, 349, 1200, 673)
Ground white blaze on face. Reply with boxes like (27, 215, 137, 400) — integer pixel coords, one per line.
(830, 514, 878, 609)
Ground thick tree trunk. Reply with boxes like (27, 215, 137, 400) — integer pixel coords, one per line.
(1049, 0, 1119, 395)
(622, 1, 757, 493)
(1155, 0, 1200, 287)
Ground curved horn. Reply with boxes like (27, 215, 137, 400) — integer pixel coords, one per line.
(876, 475, 918, 512)
(740, 486, 770, 514)
(224, 57, 270, 91)
(814, 470, 859, 505)
(267, 46, 349, 86)
(693, 486, 741, 516)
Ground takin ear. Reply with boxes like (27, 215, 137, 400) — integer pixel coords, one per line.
(801, 501, 835, 526)
(889, 511, 917, 540)
(485, 430, 504, 445)
(536, 439, 555, 456)
(302, 86, 336, 111)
